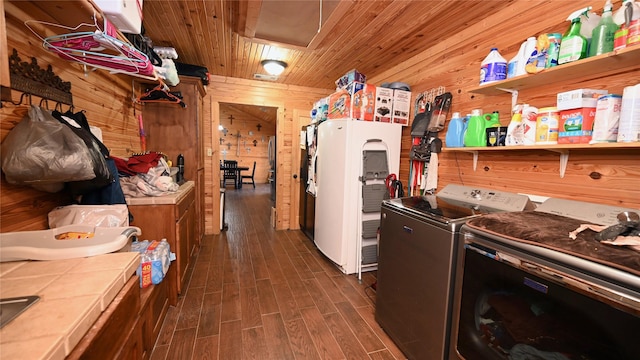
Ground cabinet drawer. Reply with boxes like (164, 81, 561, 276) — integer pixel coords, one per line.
(139, 280, 169, 359)
(115, 317, 144, 360)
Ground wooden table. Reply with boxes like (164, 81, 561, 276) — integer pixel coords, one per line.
(220, 165, 250, 189)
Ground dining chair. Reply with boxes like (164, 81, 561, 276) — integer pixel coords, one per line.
(241, 161, 256, 188)
(223, 160, 238, 188)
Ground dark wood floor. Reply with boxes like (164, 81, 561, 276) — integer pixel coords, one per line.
(150, 184, 406, 360)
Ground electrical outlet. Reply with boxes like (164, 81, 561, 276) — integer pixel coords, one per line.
(207, 148, 213, 156)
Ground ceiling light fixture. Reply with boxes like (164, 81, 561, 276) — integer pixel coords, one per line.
(261, 60, 287, 76)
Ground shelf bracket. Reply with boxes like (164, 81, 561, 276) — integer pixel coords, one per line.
(458, 150, 479, 171)
(496, 88, 519, 109)
(546, 149, 569, 178)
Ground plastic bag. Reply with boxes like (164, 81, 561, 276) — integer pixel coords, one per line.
(131, 239, 175, 288)
(48, 204, 129, 228)
(52, 110, 113, 196)
(1, 106, 95, 192)
(154, 58, 180, 86)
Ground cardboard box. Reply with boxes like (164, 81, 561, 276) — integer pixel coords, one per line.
(335, 69, 366, 90)
(327, 82, 376, 120)
(95, 0, 143, 34)
(557, 89, 608, 111)
(558, 107, 596, 144)
(351, 82, 376, 121)
(374, 87, 393, 123)
(327, 89, 351, 119)
(392, 89, 411, 126)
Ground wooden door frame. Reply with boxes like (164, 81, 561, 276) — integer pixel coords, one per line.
(289, 110, 312, 230)
(213, 100, 284, 228)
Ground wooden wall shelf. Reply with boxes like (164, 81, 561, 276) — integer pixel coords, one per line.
(468, 46, 640, 96)
(443, 142, 640, 178)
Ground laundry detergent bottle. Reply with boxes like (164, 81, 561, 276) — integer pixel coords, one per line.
(506, 106, 525, 146)
(464, 109, 486, 147)
(445, 112, 467, 148)
(558, 7, 591, 64)
(589, 0, 619, 56)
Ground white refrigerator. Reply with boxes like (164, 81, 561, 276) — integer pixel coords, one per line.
(314, 119, 402, 275)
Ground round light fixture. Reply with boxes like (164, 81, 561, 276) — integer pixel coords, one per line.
(261, 60, 287, 76)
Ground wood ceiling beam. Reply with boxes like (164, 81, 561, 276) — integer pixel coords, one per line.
(242, 0, 262, 39)
(306, 0, 354, 50)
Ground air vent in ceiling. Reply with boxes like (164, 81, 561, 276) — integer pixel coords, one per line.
(254, 73, 278, 81)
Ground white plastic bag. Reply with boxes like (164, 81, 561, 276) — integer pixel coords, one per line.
(154, 58, 180, 86)
(48, 204, 129, 228)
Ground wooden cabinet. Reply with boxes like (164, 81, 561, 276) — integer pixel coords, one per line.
(143, 76, 206, 245)
(67, 276, 141, 360)
(138, 279, 169, 360)
(127, 185, 196, 305)
(68, 276, 170, 360)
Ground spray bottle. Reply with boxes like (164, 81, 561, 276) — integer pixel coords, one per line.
(613, 0, 640, 49)
(558, 7, 591, 64)
(590, 0, 619, 56)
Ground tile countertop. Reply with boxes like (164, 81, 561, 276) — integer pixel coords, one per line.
(125, 181, 194, 206)
(0, 252, 139, 360)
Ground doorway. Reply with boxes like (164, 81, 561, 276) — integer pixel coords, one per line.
(216, 101, 280, 225)
(219, 103, 277, 187)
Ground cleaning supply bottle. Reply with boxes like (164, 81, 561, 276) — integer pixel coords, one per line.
(484, 111, 501, 146)
(483, 111, 501, 128)
(517, 37, 538, 76)
(613, 0, 640, 25)
(613, 0, 640, 49)
(445, 112, 467, 148)
(506, 105, 525, 146)
(479, 48, 507, 85)
(589, 0, 619, 56)
(558, 7, 591, 64)
(464, 109, 485, 147)
(507, 50, 521, 79)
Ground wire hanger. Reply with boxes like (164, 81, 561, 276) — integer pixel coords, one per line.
(137, 83, 186, 108)
(24, 14, 157, 81)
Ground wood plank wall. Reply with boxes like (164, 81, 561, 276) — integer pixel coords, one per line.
(218, 104, 276, 185)
(369, 0, 640, 208)
(2, 0, 639, 238)
(204, 76, 332, 231)
(1, 2, 145, 232)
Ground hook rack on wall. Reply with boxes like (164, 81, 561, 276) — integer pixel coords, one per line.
(2, 49, 74, 108)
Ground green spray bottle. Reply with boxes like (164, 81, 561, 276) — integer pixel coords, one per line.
(589, 0, 619, 56)
(558, 7, 592, 64)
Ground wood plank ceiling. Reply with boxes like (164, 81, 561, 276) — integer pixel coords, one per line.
(142, 0, 515, 90)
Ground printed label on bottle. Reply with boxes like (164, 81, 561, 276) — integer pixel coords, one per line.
(627, 20, 640, 46)
(558, 37, 583, 64)
(480, 62, 507, 84)
(614, 27, 628, 50)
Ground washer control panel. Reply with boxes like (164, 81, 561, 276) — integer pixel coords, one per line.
(536, 198, 640, 226)
(437, 184, 535, 212)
